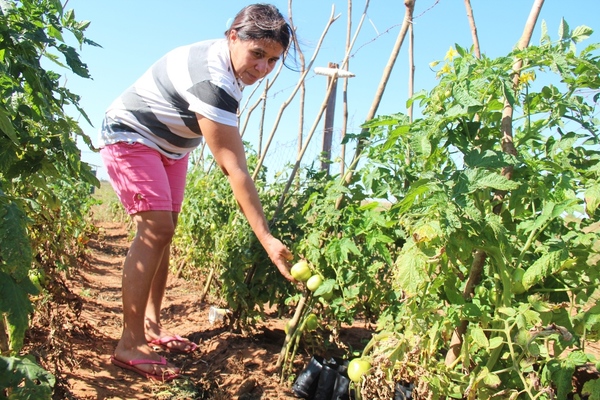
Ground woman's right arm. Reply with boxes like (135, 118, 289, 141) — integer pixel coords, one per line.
(197, 114, 295, 282)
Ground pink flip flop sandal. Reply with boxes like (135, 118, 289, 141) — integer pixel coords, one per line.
(148, 334, 198, 354)
(110, 355, 180, 382)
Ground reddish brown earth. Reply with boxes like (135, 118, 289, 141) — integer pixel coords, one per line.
(25, 221, 373, 400)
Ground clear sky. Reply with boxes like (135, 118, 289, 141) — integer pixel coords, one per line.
(62, 0, 600, 180)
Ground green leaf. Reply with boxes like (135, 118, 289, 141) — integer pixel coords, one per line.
(444, 280, 465, 305)
(584, 184, 600, 216)
(396, 179, 438, 214)
(412, 133, 432, 158)
(483, 371, 501, 388)
(488, 336, 504, 349)
(582, 379, 600, 400)
(515, 329, 531, 348)
(313, 278, 335, 298)
(465, 169, 520, 192)
(498, 307, 516, 317)
(455, 43, 467, 57)
(571, 25, 593, 44)
(454, 83, 482, 107)
(471, 326, 489, 348)
(485, 213, 511, 259)
(57, 44, 90, 78)
(47, 24, 64, 42)
(524, 200, 576, 235)
(0, 202, 32, 279)
(463, 149, 517, 169)
(567, 351, 589, 366)
(522, 249, 566, 289)
(554, 363, 576, 399)
(339, 237, 361, 258)
(502, 79, 516, 107)
(0, 105, 18, 144)
(462, 303, 482, 321)
(0, 271, 34, 353)
(0, 355, 55, 398)
(383, 125, 410, 150)
(393, 242, 428, 297)
(559, 18, 570, 41)
(581, 305, 600, 332)
(540, 20, 551, 45)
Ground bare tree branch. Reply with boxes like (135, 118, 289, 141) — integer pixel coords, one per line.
(274, 72, 340, 215)
(464, 0, 481, 58)
(288, 0, 307, 156)
(494, 0, 544, 213)
(338, 0, 415, 209)
(340, 0, 353, 176)
(408, 6, 415, 122)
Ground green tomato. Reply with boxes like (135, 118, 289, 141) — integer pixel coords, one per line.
(475, 285, 487, 299)
(347, 358, 371, 382)
(291, 260, 312, 282)
(512, 268, 527, 294)
(306, 274, 323, 292)
(28, 269, 44, 292)
(305, 313, 318, 331)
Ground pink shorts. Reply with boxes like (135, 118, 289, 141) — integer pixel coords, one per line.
(100, 142, 189, 214)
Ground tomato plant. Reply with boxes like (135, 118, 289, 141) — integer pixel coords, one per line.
(0, 0, 98, 395)
(353, 23, 600, 398)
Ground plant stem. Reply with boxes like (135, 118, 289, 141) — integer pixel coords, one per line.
(277, 291, 310, 371)
(514, 219, 551, 270)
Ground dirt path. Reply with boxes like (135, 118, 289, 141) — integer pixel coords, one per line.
(35, 221, 370, 399)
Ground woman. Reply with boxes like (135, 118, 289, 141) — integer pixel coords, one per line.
(99, 4, 297, 381)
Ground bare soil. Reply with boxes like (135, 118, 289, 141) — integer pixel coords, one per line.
(26, 221, 372, 400)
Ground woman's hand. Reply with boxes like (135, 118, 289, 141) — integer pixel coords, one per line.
(261, 234, 295, 282)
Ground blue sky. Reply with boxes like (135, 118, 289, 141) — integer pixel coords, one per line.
(62, 0, 600, 180)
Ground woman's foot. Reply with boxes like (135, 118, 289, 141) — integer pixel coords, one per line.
(145, 319, 198, 354)
(112, 343, 180, 381)
(147, 334, 198, 354)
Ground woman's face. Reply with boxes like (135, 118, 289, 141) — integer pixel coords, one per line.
(228, 30, 284, 86)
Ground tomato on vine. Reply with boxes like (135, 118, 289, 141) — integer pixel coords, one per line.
(347, 358, 371, 382)
(306, 274, 323, 292)
(290, 260, 312, 282)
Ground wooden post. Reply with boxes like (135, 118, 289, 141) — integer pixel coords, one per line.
(321, 62, 338, 174)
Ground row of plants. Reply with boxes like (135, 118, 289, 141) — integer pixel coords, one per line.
(172, 21, 600, 399)
(1, 0, 99, 397)
(360, 22, 600, 399)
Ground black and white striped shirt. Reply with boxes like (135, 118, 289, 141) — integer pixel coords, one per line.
(99, 39, 243, 159)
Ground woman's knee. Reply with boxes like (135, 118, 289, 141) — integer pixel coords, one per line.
(133, 212, 177, 246)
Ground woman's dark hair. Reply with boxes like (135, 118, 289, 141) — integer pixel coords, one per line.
(225, 3, 298, 68)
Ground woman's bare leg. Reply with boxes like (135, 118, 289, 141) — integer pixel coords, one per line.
(142, 212, 196, 352)
(113, 210, 179, 374)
